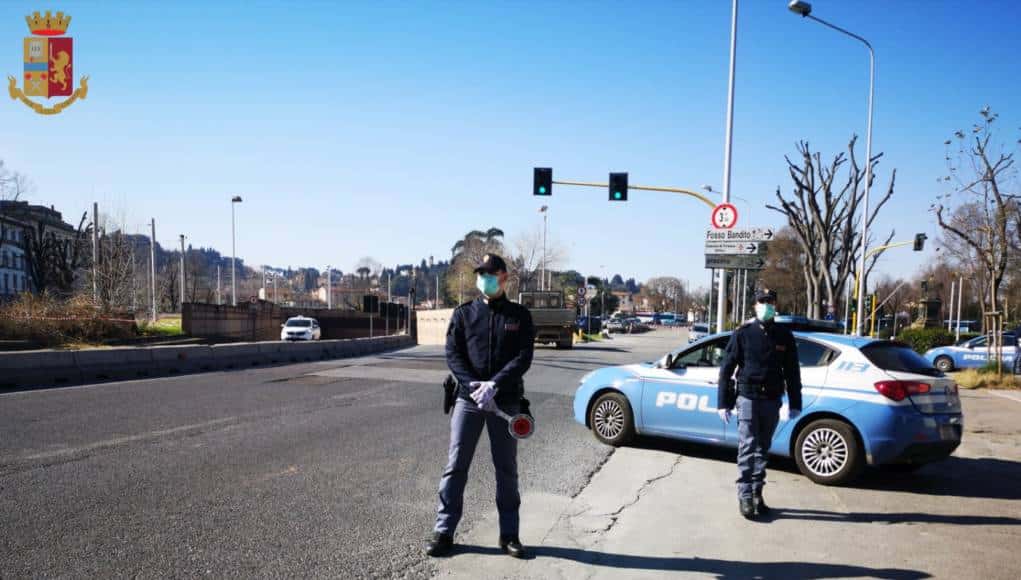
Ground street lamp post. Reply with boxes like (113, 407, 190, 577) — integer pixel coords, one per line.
(230, 195, 242, 306)
(326, 265, 332, 309)
(789, 0, 875, 335)
(716, 0, 739, 335)
(539, 206, 548, 291)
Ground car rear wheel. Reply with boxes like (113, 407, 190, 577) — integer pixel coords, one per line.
(589, 392, 634, 446)
(794, 419, 863, 485)
(934, 356, 954, 373)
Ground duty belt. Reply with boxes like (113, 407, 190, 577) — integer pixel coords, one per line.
(739, 383, 779, 396)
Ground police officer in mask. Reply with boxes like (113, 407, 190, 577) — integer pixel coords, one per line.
(717, 288, 802, 519)
(426, 254, 535, 558)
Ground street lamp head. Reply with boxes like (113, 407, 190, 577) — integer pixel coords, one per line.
(539, 205, 548, 212)
(231, 195, 243, 203)
(788, 0, 812, 17)
(701, 184, 714, 192)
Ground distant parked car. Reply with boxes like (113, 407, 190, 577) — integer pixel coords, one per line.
(606, 318, 628, 333)
(281, 316, 321, 341)
(688, 323, 709, 343)
(924, 332, 1017, 373)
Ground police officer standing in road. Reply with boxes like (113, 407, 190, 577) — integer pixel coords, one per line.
(426, 254, 535, 558)
(717, 289, 802, 520)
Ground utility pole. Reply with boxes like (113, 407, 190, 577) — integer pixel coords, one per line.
(326, 266, 332, 309)
(948, 280, 955, 332)
(539, 205, 548, 291)
(231, 195, 242, 306)
(436, 273, 440, 309)
(179, 234, 186, 311)
(956, 275, 963, 341)
(92, 202, 99, 304)
(149, 218, 157, 322)
(273, 274, 277, 303)
(216, 264, 221, 306)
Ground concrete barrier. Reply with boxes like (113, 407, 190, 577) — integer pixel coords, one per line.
(417, 309, 454, 346)
(0, 335, 416, 391)
(150, 344, 215, 374)
(76, 348, 155, 383)
(210, 343, 265, 369)
(0, 350, 81, 388)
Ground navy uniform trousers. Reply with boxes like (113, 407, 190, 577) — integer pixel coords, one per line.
(736, 396, 782, 500)
(434, 397, 520, 537)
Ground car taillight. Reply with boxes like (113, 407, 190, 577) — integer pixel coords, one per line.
(873, 381, 931, 401)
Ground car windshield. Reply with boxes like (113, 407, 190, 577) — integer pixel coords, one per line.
(286, 320, 312, 327)
(861, 343, 941, 377)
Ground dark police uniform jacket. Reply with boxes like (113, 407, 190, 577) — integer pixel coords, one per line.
(446, 295, 535, 405)
(717, 320, 802, 411)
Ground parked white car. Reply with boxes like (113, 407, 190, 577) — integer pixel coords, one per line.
(281, 316, 321, 341)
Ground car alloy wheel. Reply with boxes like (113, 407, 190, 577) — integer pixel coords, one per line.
(934, 356, 953, 373)
(800, 427, 849, 478)
(593, 399, 624, 440)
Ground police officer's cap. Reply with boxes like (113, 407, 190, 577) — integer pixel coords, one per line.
(474, 253, 508, 275)
(754, 288, 778, 303)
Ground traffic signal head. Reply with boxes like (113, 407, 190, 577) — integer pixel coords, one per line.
(609, 172, 628, 201)
(533, 167, 552, 196)
(913, 233, 927, 251)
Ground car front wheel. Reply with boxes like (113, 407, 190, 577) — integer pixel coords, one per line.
(589, 392, 635, 446)
(794, 419, 864, 485)
(934, 356, 954, 373)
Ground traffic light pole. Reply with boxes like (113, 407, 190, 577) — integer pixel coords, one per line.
(551, 179, 716, 209)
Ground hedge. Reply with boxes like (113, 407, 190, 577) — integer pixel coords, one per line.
(896, 327, 956, 354)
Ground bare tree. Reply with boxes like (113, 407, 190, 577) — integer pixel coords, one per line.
(445, 228, 506, 302)
(24, 211, 91, 297)
(767, 137, 895, 318)
(512, 225, 566, 293)
(933, 108, 1019, 326)
(0, 160, 31, 256)
(759, 227, 808, 315)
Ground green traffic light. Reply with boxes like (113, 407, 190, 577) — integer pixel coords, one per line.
(539, 186, 547, 194)
(614, 191, 622, 199)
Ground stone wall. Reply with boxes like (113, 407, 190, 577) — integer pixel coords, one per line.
(183, 301, 413, 342)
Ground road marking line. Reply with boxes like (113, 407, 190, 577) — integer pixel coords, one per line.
(989, 390, 1021, 404)
(15, 416, 238, 462)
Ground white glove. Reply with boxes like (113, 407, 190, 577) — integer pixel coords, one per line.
(717, 408, 732, 424)
(469, 381, 497, 409)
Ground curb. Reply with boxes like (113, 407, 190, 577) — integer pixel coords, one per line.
(0, 335, 415, 391)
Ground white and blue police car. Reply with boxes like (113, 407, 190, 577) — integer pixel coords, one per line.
(923, 333, 1017, 373)
(573, 317, 963, 485)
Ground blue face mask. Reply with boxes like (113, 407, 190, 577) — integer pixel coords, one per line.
(476, 274, 501, 297)
(755, 303, 776, 322)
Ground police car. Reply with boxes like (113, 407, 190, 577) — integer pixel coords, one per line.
(923, 333, 1017, 373)
(573, 317, 963, 485)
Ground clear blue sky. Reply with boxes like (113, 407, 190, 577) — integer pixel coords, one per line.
(2, 0, 1019, 288)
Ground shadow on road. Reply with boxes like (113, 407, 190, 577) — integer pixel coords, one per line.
(631, 436, 1021, 501)
(767, 508, 1021, 526)
(451, 545, 930, 579)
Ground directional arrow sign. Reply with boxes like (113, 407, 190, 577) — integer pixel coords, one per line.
(704, 241, 766, 255)
(705, 227, 775, 243)
(704, 254, 767, 270)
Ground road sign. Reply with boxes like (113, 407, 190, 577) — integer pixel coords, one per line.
(704, 241, 766, 255)
(704, 254, 766, 270)
(710, 203, 738, 229)
(705, 227, 775, 243)
(577, 286, 587, 298)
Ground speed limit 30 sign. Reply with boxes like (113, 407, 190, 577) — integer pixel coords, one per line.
(711, 203, 738, 229)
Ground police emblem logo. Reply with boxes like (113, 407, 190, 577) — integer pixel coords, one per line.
(7, 10, 90, 115)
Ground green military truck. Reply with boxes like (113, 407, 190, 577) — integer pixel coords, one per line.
(519, 290, 574, 349)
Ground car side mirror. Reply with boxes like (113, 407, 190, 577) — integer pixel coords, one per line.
(664, 354, 674, 368)
(281, 323, 285, 328)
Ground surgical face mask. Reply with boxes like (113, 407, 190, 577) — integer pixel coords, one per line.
(755, 302, 776, 322)
(476, 274, 501, 297)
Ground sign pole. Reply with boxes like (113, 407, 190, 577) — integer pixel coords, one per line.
(717, 0, 739, 335)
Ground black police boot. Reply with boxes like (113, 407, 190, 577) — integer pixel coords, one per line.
(739, 497, 756, 520)
(499, 535, 527, 559)
(425, 532, 454, 557)
(754, 491, 771, 516)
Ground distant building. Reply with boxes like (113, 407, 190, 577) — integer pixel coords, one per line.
(0, 215, 30, 297)
(0, 200, 81, 297)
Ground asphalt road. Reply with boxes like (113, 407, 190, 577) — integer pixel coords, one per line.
(0, 329, 682, 578)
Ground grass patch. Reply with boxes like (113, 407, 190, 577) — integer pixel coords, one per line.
(952, 368, 1019, 390)
(139, 316, 184, 337)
